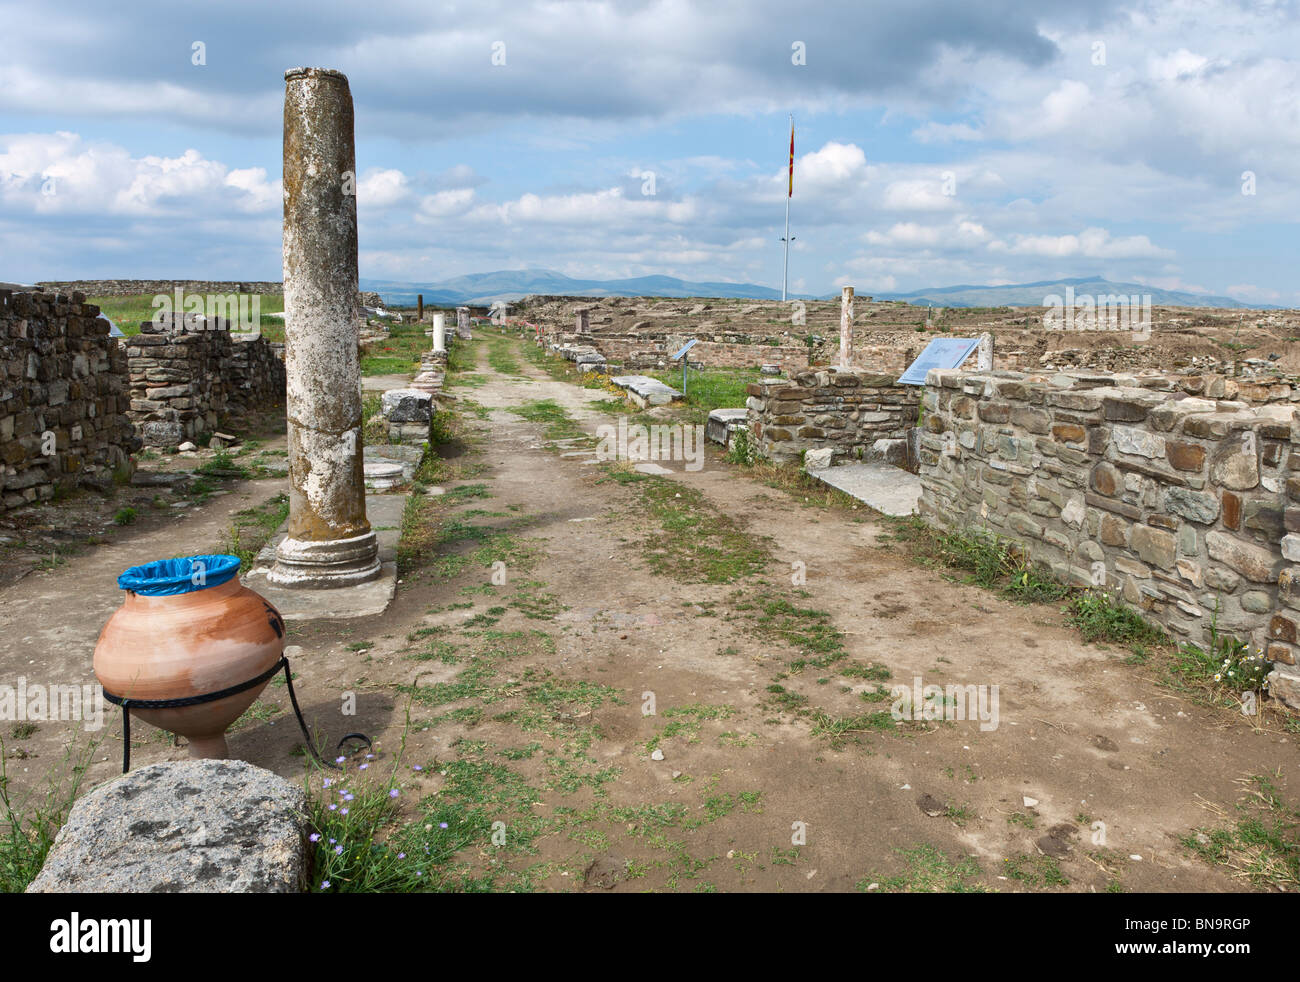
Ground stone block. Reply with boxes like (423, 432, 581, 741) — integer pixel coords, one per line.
(381, 388, 433, 423)
(28, 760, 309, 893)
(1206, 530, 1282, 583)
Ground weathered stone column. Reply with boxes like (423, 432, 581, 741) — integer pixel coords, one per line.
(575, 309, 590, 335)
(268, 67, 381, 589)
(432, 313, 446, 353)
(839, 286, 854, 368)
(417, 294, 424, 321)
(456, 306, 471, 339)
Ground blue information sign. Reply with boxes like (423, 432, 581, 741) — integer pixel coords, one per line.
(897, 337, 980, 386)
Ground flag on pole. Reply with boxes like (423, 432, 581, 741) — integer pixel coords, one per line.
(788, 119, 795, 197)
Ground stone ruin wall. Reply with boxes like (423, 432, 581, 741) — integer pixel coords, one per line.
(36, 280, 384, 313)
(583, 334, 810, 371)
(37, 279, 284, 297)
(0, 290, 140, 511)
(917, 367, 1300, 708)
(745, 369, 922, 464)
(126, 313, 286, 446)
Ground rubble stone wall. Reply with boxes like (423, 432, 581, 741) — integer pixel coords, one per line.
(126, 313, 285, 446)
(0, 290, 139, 510)
(745, 368, 921, 464)
(37, 279, 283, 297)
(917, 367, 1300, 706)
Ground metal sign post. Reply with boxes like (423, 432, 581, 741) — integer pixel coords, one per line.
(672, 339, 699, 398)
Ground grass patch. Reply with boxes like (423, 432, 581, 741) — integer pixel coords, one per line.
(883, 517, 1070, 603)
(0, 737, 98, 892)
(508, 399, 586, 442)
(1180, 774, 1299, 890)
(487, 338, 526, 377)
(625, 473, 769, 583)
(220, 493, 289, 570)
(361, 322, 430, 376)
(88, 293, 284, 341)
(857, 844, 987, 893)
(646, 366, 760, 423)
(1066, 589, 1169, 650)
(1002, 852, 1069, 888)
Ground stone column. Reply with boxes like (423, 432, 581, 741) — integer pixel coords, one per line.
(432, 313, 446, 353)
(575, 309, 590, 335)
(839, 286, 854, 368)
(268, 67, 381, 589)
(456, 306, 471, 339)
(417, 294, 424, 321)
(976, 331, 993, 370)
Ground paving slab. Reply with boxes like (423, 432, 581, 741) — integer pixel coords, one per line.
(610, 374, 682, 408)
(808, 461, 921, 517)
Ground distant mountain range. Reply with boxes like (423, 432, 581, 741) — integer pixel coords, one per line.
(360, 268, 809, 305)
(876, 277, 1279, 310)
(359, 269, 1280, 310)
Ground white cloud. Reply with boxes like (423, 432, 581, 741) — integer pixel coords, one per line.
(0, 132, 279, 216)
(988, 227, 1170, 259)
(358, 168, 410, 208)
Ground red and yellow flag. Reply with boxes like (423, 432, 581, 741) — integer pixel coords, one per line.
(788, 120, 795, 197)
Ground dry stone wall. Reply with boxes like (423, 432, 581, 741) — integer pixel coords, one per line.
(37, 279, 283, 297)
(745, 368, 921, 464)
(918, 367, 1300, 708)
(1, 290, 139, 510)
(126, 313, 285, 446)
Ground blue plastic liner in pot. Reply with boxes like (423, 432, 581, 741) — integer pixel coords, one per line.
(117, 554, 241, 596)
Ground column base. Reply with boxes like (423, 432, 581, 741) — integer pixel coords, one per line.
(267, 531, 382, 589)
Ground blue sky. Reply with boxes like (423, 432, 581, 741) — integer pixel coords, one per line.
(1, 0, 1297, 302)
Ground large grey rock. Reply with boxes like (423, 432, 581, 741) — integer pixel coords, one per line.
(381, 388, 433, 423)
(27, 760, 309, 893)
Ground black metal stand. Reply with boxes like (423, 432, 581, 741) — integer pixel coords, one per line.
(102, 655, 371, 773)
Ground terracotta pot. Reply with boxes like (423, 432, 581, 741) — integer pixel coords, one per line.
(94, 555, 285, 760)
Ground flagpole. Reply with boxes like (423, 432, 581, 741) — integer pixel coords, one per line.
(782, 113, 792, 302)
(782, 188, 790, 302)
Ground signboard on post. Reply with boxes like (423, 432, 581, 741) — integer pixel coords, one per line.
(672, 339, 699, 396)
(897, 337, 981, 386)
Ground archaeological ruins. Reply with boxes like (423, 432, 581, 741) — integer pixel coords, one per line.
(4, 61, 1298, 904)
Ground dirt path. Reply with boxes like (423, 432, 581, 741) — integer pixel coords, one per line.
(4, 334, 1294, 892)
